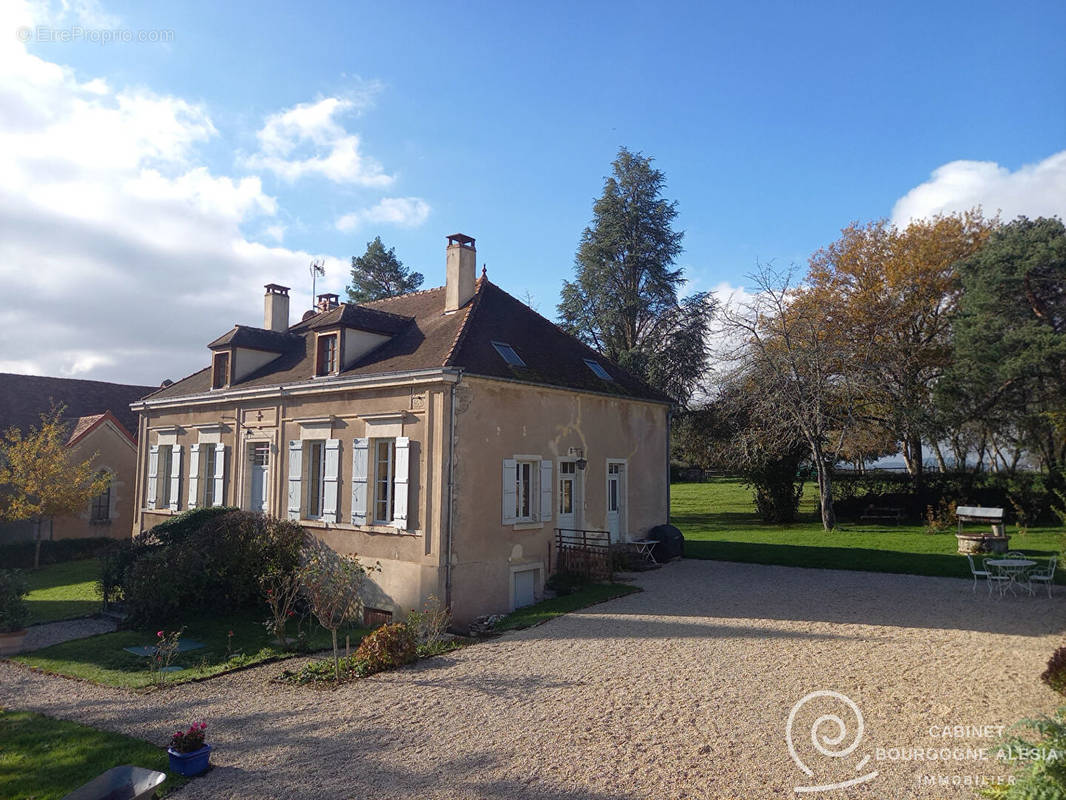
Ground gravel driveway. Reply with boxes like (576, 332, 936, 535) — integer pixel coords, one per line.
(2, 560, 1062, 799)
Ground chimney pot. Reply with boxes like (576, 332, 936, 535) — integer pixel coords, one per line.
(264, 284, 290, 332)
(316, 293, 340, 312)
(445, 233, 476, 312)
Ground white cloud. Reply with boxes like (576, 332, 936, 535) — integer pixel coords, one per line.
(335, 196, 431, 232)
(0, 0, 350, 384)
(891, 151, 1066, 226)
(245, 94, 393, 186)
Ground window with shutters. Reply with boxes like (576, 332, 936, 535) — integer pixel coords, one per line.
(304, 440, 326, 519)
(315, 333, 338, 376)
(157, 445, 173, 507)
(502, 457, 552, 526)
(373, 439, 395, 524)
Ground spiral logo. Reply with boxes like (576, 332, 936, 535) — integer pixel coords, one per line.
(785, 690, 879, 793)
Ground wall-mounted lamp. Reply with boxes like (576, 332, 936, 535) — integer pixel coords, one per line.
(576, 458, 588, 470)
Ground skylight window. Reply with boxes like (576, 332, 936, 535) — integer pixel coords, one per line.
(583, 358, 613, 381)
(492, 341, 526, 367)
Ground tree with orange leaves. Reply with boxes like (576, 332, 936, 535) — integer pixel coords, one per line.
(807, 210, 996, 475)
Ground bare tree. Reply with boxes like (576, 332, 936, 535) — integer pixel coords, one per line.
(719, 265, 869, 530)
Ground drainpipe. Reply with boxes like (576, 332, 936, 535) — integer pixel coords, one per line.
(666, 407, 672, 523)
(444, 375, 459, 610)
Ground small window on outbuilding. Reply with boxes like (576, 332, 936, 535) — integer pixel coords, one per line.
(315, 333, 338, 376)
(492, 341, 526, 367)
(583, 358, 613, 381)
(212, 352, 230, 389)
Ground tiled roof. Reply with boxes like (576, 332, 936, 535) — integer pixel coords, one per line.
(0, 373, 156, 438)
(294, 303, 413, 335)
(208, 325, 303, 351)
(147, 280, 668, 404)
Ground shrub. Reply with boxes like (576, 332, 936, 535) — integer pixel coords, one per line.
(1042, 647, 1066, 697)
(122, 511, 305, 626)
(982, 708, 1066, 799)
(924, 500, 957, 534)
(0, 537, 114, 569)
(148, 506, 237, 546)
(406, 595, 451, 650)
(353, 622, 417, 673)
(0, 569, 29, 633)
(545, 571, 587, 596)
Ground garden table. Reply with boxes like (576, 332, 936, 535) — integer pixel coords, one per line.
(985, 559, 1036, 596)
(628, 539, 658, 565)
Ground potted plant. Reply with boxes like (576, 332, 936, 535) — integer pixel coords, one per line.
(0, 569, 30, 656)
(167, 721, 212, 777)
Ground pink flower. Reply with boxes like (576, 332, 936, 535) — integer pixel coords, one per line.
(228, 630, 233, 636)
(157, 630, 164, 638)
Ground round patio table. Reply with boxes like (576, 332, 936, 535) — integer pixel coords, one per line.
(985, 559, 1036, 596)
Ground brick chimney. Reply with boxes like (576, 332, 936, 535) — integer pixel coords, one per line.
(264, 284, 290, 332)
(445, 233, 476, 312)
(316, 293, 340, 312)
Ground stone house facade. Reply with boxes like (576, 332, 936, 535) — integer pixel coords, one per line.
(131, 235, 670, 625)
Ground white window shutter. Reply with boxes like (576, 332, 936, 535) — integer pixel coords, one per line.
(539, 459, 553, 523)
(213, 444, 227, 507)
(169, 445, 182, 512)
(146, 445, 159, 510)
(392, 437, 410, 530)
(323, 439, 340, 524)
(502, 458, 517, 525)
(287, 440, 302, 520)
(187, 443, 200, 508)
(351, 438, 369, 525)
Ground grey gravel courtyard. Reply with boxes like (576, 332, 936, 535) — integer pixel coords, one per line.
(1, 559, 1062, 799)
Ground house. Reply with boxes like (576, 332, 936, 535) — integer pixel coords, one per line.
(0, 373, 157, 544)
(130, 234, 671, 625)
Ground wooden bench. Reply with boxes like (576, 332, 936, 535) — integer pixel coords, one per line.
(860, 505, 905, 524)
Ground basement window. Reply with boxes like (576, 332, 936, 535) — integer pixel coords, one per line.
(212, 352, 230, 389)
(583, 359, 613, 381)
(315, 333, 338, 376)
(492, 341, 526, 367)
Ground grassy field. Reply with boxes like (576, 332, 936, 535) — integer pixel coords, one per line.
(494, 583, 642, 631)
(14, 612, 369, 689)
(24, 559, 102, 625)
(672, 478, 1065, 581)
(0, 710, 187, 799)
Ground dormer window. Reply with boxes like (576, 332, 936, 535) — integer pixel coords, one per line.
(583, 358, 613, 381)
(315, 333, 338, 376)
(212, 352, 230, 389)
(492, 341, 526, 367)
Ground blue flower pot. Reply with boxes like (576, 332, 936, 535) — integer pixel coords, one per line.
(167, 743, 212, 777)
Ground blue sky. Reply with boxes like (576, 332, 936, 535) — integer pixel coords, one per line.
(2, 0, 1064, 383)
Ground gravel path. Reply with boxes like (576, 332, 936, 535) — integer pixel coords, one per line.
(22, 617, 117, 651)
(2, 560, 1062, 799)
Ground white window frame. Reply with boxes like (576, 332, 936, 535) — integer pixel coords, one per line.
(502, 456, 552, 526)
(372, 438, 396, 525)
(558, 459, 576, 517)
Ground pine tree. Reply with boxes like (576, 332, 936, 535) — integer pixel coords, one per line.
(558, 147, 715, 406)
(346, 237, 423, 303)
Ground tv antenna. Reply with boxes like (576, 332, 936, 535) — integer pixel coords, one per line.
(309, 259, 325, 302)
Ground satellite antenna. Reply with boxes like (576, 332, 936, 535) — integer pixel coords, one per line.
(309, 259, 325, 303)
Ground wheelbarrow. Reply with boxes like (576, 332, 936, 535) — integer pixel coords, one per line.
(61, 765, 166, 800)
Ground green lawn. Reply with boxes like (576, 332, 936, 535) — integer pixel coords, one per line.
(0, 710, 187, 799)
(672, 478, 1065, 581)
(24, 559, 102, 625)
(494, 583, 642, 631)
(13, 612, 369, 689)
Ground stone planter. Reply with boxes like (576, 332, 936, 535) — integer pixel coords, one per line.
(0, 629, 27, 657)
(956, 533, 1010, 555)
